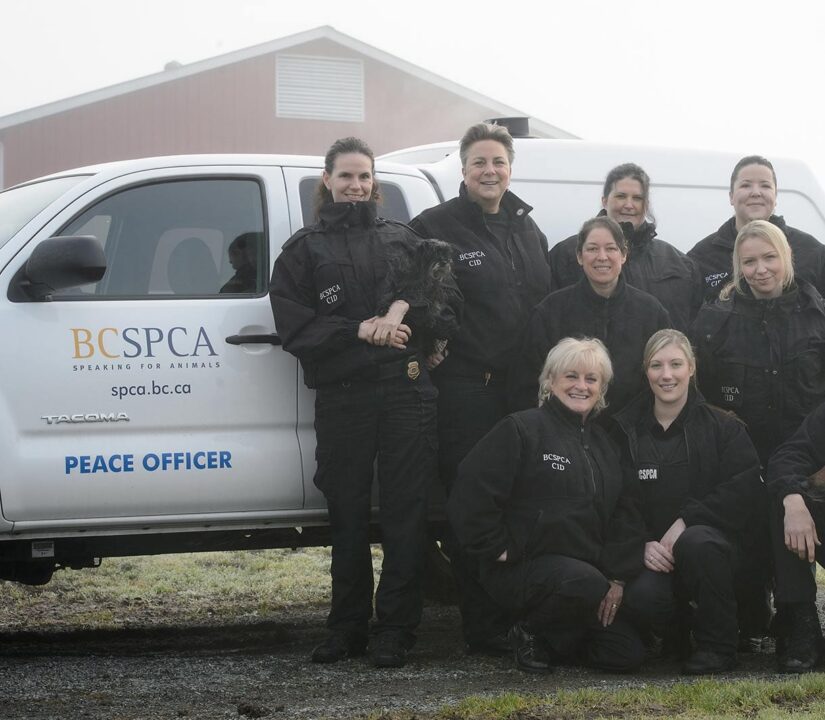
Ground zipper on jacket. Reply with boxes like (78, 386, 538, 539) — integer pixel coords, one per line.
(581, 426, 597, 495)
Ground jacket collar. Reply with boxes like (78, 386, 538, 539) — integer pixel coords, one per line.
(614, 385, 704, 437)
(596, 209, 657, 255)
(456, 182, 534, 222)
(575, 272, 627, 307)
(318, 200, 378, 230)
(542, 393, 594, 429)
(716, 214, 789, 247)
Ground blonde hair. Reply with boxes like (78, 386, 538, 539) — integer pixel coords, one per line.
(538, 337, 613, 414)
(719, 220, 794, 300)
(643, 329, 697, 386)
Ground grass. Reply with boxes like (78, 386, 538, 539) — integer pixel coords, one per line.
(0, 547, 368, 630)
(431, 675, 825, 720)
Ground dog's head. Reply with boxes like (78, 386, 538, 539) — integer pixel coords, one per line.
(415, 239, 452, 283)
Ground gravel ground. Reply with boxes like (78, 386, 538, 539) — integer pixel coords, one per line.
(0, 602, 791, 720)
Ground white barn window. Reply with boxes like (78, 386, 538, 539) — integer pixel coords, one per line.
(276, 55, 364, 122)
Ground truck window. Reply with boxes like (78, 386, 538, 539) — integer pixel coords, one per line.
(297, 177, 411, 227)
(52, 178, 267, 298)
(0, 175, 88, 251)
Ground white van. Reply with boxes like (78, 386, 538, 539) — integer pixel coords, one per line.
(383, 138, 825, 251)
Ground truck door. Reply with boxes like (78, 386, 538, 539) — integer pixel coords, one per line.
(0, 167, 304, 526)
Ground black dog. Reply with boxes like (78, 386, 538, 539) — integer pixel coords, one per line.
(376, 237, 455, 356)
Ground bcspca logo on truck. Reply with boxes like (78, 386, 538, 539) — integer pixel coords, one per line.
(70, 325, 221, 371)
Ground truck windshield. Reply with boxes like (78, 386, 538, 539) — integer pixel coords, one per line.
(0, 175, 88, 250)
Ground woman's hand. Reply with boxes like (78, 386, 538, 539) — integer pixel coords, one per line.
(660, 518, 686, 555)
(425, 343, 448, 370)
(361, 300, 411, 348)
(644, 540, 675, 573)
(597, 581, 624, 627)
(784, 493, 820, 562)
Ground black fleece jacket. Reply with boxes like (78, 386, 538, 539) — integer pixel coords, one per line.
(765, 400, 825, 501)
(611, 389, 763, 542)
(692, 280, 825, 465)
(448, 397, 646, 582)
(409, 183, 552, 376)
(689, 215, 825, 302)
(548, 216, 702, 332)
(509, 275, 670, 415)
(270, 201, 460, 387)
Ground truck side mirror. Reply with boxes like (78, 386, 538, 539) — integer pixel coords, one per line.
(9, 236, 107, 301)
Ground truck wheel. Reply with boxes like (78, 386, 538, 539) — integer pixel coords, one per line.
(0, 561, 55, 586)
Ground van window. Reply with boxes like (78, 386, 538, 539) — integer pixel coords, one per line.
(53, 178, 266, 298)
(298, 178, 411, 227)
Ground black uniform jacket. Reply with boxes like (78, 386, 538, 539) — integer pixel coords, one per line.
(547, 216, 702, 332)
(270, 201, 460, 388)
(692, 280, 825, 465)
(509, 275, 671, 415)
(409, 183, 553, 375)
(765, 400, 825, 502)
(448, 397, 646, 581)
(689, 215, 825, 302)
(612, 389, 763, 542)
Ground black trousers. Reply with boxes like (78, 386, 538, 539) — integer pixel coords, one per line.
(434, 370, 512, 645)
(623, 525, 739, 655)
(480, 553, 645, 671)
(771, 495, 824, 605)
(314, 372, 438, 643)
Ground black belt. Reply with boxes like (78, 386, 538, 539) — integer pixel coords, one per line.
(375, 356, 423, 381)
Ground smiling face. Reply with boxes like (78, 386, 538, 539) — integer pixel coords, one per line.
(646, 343, 694, 409)
(738, 235, 786, 299)
(548, 365, 603, 418)
(730, 163, 777, 229)
(462, 139, 511, 213)
(323, 152, 374, 203)
(602, 177, 646, 229)
(577, 226, 627, 296)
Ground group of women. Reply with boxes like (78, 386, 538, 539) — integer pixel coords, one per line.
(269, 123, 825, 675)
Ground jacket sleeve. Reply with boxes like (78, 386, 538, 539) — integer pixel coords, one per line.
(680, 413, 763, 533)
(447, 416, 525, 563)
(507, 305, 555, 412)
(269, 241, 361, 362)
(599, 433, 646, 580)
(766, 401, 825, 500)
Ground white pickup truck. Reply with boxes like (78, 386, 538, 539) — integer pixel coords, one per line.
(1, 139, 823, 585)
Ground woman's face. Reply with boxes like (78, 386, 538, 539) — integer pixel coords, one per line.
(577, 226, 627, 295)
(602, 177, 646, 229)
(647, 343, 694, 408)
(323, 152, 374, 203)
(738, 235, 785, 299)
(548, 364, 603, 418)
(462, 140, 511, 213)
(730, 163, 777, 228)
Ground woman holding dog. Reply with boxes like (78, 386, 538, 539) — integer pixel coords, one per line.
(270, 137, 459, 669)
(613, 329, 762, 674)
(409, 122, 553, 654)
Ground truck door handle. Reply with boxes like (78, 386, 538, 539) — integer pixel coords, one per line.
(225, 333, 282, 346)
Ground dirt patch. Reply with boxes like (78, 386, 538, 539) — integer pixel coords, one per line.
(0, 602, 787, 720)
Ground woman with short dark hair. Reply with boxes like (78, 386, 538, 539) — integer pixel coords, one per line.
(409, 122, 553, 654)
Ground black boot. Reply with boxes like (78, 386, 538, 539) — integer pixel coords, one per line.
(508, 622, 553, 674)
(777, 603, 823, 673)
